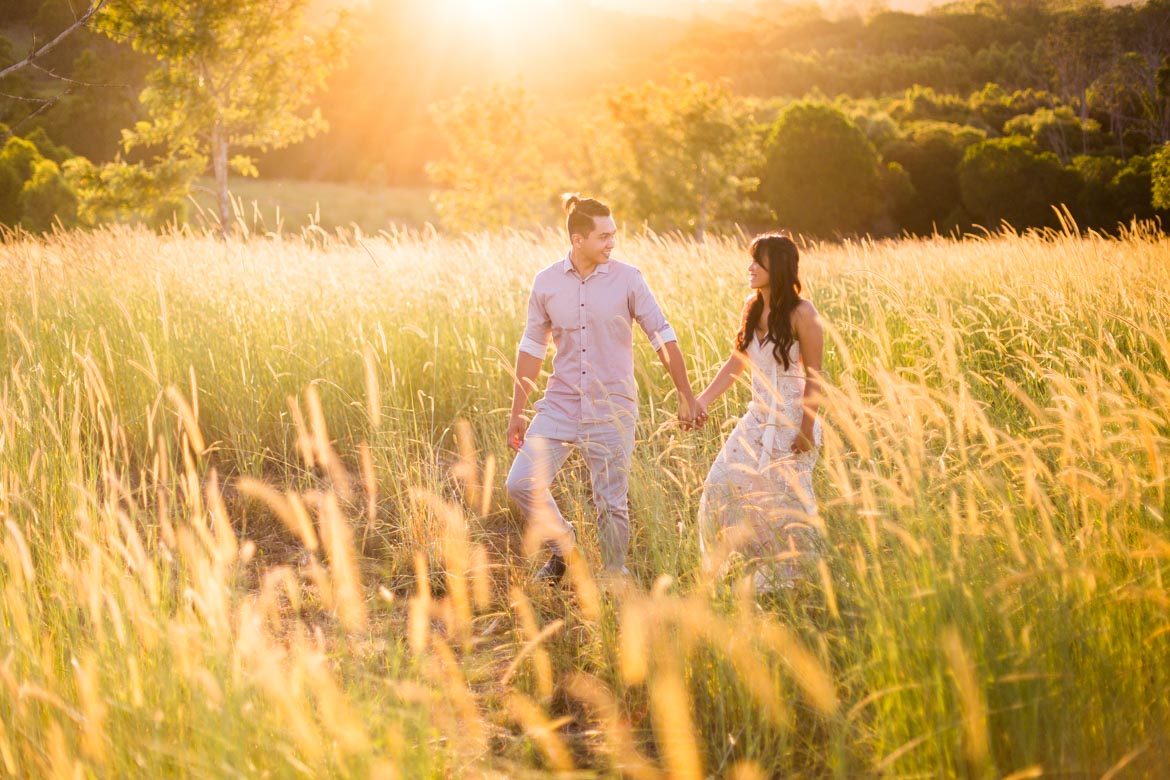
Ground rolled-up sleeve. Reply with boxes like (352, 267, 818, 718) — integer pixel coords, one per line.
(630, 271, 677, 351)
(517, 283, 551, 358)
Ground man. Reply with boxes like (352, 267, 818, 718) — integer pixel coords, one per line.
(504, 194, 704, 583)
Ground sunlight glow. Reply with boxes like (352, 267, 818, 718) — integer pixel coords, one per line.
(441, 0, 557, 24)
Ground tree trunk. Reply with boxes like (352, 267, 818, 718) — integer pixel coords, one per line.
(212, 123, 231, 238)
(1080, 88, 1090, 156)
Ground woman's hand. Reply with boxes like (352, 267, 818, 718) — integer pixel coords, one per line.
(694, 395, 710, 428)
(791, 429, 815, 454)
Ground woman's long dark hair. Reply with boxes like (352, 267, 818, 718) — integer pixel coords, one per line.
(734, 233, 802, 370)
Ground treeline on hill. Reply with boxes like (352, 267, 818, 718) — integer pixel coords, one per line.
(2, 0, 1170, 236)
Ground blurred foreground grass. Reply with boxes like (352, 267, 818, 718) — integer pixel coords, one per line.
(0, 223, 1168, 776)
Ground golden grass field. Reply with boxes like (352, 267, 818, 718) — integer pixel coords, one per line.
(1, 221, 1169, 777)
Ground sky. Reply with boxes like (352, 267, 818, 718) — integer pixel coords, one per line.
(592, 0, 944, 17)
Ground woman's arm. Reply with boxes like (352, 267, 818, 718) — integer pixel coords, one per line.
(696, 350, 749, 412)
(791, 300, 824, 453)
(697, 296, 755, 413)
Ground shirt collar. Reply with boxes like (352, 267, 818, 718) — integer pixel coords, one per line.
(561, 251, 611, 277)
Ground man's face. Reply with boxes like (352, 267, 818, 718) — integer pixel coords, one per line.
(573, 215, 617, 264)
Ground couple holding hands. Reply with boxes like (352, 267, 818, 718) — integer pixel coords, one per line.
(505, 195, 824, 593)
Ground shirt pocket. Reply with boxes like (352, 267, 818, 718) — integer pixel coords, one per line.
(544, 295, 581, 337)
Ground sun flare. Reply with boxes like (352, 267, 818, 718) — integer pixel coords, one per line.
(441, 0, 549, 17)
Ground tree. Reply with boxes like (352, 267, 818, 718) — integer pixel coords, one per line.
(0, 0, 108, 82)
(1071, 154, 1122, 227)
(97, 0, 348, 234)
(424, 84, 558, 233)
(759, 102, 885, 237)
(20, 157, 78, 231)
(605, 75, 763, 239)
(1040, 3, 1114, 136)
(1088, 53, 1150, 158)
(1108, 154, 1161, 220)
(883, 121, 986, 234)
(969, 83, 1057, 135)
(958, 137, 1080, 230)
(1003, 106, 1102, 164)
(0, 136, 42, 224)
(1150, 143, 1170, 209)
(66, 154, 196, 229)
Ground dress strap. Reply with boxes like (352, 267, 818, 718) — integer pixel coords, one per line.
(759, 354, 779, 471)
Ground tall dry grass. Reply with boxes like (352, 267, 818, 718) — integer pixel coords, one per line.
(1, 220, 1168, 777)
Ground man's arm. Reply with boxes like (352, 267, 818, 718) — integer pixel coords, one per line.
(630, 271, 703, 429)
(656, 340, 702, 429)
(507, 352, 543, 451)
(510, 280, 551, 450)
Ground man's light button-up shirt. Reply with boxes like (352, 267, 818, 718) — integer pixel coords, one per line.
(518, 253, 677, 435)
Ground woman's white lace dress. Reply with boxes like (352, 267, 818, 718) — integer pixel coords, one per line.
(698, 336, 822, 590)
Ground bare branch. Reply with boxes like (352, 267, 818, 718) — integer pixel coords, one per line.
(29, 62, 130, 90)
(0, 91, 52, 103)
(0, 89, 75, 140)
(0, 0, 110, 81)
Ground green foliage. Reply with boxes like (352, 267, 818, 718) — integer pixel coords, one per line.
(0, 136, 43, 225)
(1003, 106, 1102, 163)
(889, 85, 973, 126)
(1154, 143, 1170, 210)
(879, 160, 916, 233)
(20, 127, 72, 164)
(424, 84, 558, 232)
(19, 158, 78, 231)
(0, 163, 21, 227)
(760, 102, 885, 237)
(1109, 155, 1156, 220)
(95, 0, 349, 228)
(0, 136, 41, 181)
(35, 47, 148, 164)
(1040, 3, 1114, 112)
(1088, 52, 1148, 154)
(605, 75, 764, 238)
(66, 155, 198, 228)
(884, 121, 986, 234)
(958, 137, 1080, 230)
(969, 83, 1056, 134)
(1072, 154, 1121, 227)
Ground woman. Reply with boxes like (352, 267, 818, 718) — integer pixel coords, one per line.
(695, 233, 824, 592)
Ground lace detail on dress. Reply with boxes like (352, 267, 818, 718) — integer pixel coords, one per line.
(698, 338, 821, 592)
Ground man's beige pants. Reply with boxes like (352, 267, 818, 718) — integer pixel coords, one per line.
(505, 423, 635, 573)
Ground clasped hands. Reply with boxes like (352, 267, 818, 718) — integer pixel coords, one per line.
(678, 393, 709, 431)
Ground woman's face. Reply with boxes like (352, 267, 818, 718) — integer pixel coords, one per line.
(748, 251, 770, 291)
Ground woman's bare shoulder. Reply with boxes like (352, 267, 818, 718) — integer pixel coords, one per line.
(793, 298, 819, 320)
(792, 299, 822, 336)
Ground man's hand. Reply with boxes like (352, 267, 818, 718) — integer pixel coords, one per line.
(678, 393, 706, 431)
(507, 414, 528, 452)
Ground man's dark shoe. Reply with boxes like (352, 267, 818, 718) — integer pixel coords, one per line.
(534, 553, 567, 584)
